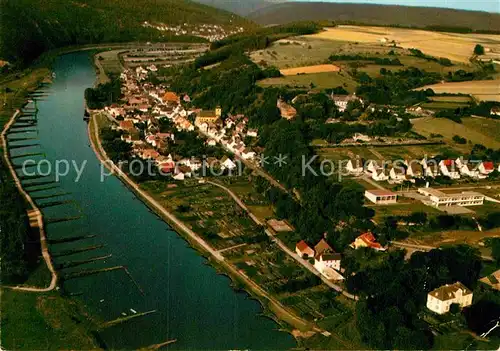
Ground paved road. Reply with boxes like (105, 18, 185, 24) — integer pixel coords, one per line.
(206, 180, 358, 300)
(1, 110, 58, 292)
(391, 241, 494, 261)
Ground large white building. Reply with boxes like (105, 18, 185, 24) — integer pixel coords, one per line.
(418, 188, 484, 208)
(365, 189, 397, 204)
(426, 282, 473, 314)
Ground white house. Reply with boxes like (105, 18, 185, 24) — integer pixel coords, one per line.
(346, 158, 365, 174)
(426, 282, 473, 315)
(406, 162, 424, 178)
(221, 157, 237, 171)
(389, 167, 406, 182)
(313, 239, 341, 272)
(460, 163, 481, 178)
(365, 160, 380, 175)
(330, 93, 363, 112)
(295, 240, 315, 258)
(479, 161, 495, 175)
(372, 168, 389, 181)
(439, 160, 460, 179)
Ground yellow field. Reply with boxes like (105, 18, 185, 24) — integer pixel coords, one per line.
(412, 117, 500, 149)
(258, 71, 357, 91)
(280, 64, 341, 75)
(309, 25, 500, 63)
(417, 80, 500, 101)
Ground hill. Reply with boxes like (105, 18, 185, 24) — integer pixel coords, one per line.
(193, 0, 279, 16)
(247, 2, 500, 31)
(0, 0, 255, 65)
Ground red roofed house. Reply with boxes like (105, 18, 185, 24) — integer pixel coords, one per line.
(351, 232, 385, 251)
(118, 120, 136, 132)
(162, 91, 180, 105)
(364, 189, 397, 204)
(295, 240, 315, 258)
(479, 161, 495, 175)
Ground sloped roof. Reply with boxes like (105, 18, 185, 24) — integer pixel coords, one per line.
(429, 282, 472, 301)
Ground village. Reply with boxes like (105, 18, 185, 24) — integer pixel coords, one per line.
(87, 61, 500, 332)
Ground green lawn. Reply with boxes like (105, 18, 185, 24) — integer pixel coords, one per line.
(258, 71, 357, 92)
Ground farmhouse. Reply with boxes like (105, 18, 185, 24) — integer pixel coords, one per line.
(118, 120, 136, 133)
(365, 189, 397, 204)
(314, 239, 341, 272)
(426, 282, 473, 315)
(418, 188, 485, 208)
(295, 240, 315, 258)
(350, 232, 385, 251)
(277, 99, 297, 120)
(330, 93, 363, 112)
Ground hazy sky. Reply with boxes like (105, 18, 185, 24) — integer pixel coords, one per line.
(295, 0, 500, 13)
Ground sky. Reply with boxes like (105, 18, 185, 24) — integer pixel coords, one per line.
(294, 0, 500, 13)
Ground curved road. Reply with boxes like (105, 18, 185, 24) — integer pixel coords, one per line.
(1, 110, 58, 292)
(206, 180, 358, 301)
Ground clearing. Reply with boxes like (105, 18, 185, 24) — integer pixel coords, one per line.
(412, 117, 500, 149)
(416, 80, 500, 102)
(280, 64, 341, 75)
(309, 25, 500, 64)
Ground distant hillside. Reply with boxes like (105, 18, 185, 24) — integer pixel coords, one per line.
(0, 0, 255, 65)
(247, 2, 500, 31)
(194, 0, 279, 16)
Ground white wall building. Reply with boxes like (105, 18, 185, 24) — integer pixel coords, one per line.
(426, 282, 473, 315)
(365, 189, 397, 204)
(418, 188, 484, 208)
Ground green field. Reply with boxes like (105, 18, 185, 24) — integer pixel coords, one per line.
(258, 71, 357, 91)
(461, 117, 500, 143)
(95, 49, 126, 83)
(250, 37, 345, 69)
(412, 117, 500, 150)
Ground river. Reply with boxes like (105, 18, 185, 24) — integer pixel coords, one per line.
(9, 52, 295, 350)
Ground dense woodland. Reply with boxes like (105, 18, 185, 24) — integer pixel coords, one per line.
(0, 157, 30, 282)
(0, 0, 253, 65)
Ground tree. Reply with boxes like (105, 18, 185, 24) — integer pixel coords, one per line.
(474, 44, 485, 55)
(490, 238, 500, 263)
(450, 303, 461, 314)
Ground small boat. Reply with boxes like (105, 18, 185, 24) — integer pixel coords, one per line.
(100, 299, 104, 303)
(121, 312, 127, 316)
(130, 308, 137, 314)
(52, 72, 56, 79)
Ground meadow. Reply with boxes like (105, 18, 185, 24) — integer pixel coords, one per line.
(412, 117, 500, 149)
(258, 71, 357, 91)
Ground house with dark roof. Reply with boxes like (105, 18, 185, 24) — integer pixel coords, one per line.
(313, 239, 341, 272)
(426, 282, 473, 314)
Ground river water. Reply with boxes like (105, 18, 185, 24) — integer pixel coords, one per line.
(9, 52, 295, 349)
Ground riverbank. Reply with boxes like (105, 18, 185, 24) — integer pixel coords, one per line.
(1, 109, 57, 292)
(87, 112, 314, 342)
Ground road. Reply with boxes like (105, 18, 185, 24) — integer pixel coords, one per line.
(1, 110, 58, 292)
(90, 115, 224, 261)
(89, 116, 315, 332)
(197, 129, 291, 196)
(391, 241, 494, 261)
(206, 180, 357, 300)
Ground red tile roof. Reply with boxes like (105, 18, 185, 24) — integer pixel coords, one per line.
(483, 161, 495, 171)
(358, 232, 383, 250)
(296, 240, 311, 252)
